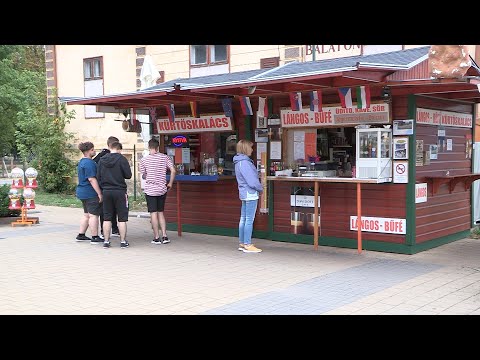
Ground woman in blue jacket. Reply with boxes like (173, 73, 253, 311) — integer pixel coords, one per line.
(233, 139, 264, 253)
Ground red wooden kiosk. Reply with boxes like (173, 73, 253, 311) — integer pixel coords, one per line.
(64, 46, 480, 254)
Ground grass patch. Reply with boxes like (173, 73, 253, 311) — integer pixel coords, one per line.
(129, 196, 148, 212)
(34, 189, 148, 212)
(35, 189, 81, 208)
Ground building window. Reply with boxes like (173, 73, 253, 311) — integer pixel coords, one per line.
(190, 45, 228, 66)
(83, 56, 104, 118)
(83, 57, 103, 80)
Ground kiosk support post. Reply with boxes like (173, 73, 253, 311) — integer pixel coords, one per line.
(357, 183, 362, 254)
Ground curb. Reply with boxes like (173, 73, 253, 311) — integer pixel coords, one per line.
(129, 212, 150, 219)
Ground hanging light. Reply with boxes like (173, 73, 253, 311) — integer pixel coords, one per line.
(381, 86, 392, 100)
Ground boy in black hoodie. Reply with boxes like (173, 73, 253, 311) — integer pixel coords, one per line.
(93, 136, 120, 237)
(97, 141, 132, 248)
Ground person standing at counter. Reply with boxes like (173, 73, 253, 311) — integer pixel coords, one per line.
(233, 140, 264, 253)
(140, 138, 176, 245)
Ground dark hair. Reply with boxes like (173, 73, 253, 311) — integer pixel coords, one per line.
(78, 142, 94, 153)
(148, 138, 160, 150)
(110, 141, 123, 150)
(107, 136, 119, 147)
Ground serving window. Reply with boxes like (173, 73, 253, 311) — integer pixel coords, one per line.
(162, 132, 236, 175)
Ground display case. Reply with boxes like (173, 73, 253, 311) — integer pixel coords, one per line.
(355, 128, 392, 183)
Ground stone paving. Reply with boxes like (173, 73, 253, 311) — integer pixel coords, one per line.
(1, 205, 480, 315)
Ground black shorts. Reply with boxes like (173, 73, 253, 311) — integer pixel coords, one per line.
(103, 190, 129, 222)
(145, 193, 167, 212)
(81, 197, 102, 216)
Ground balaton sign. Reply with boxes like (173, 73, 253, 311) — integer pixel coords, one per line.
(280, 104, 390, 128)
(305, 45, 362, 61)
(156, 115, 233, 134)
(416, 108, 472, 128)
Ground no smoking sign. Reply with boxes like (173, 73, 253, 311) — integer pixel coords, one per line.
(393, 161, 408, 183)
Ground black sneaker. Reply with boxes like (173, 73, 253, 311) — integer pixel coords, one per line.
(162, 236, 170, 244)
(90, 236, 103, 244)
(151, 238, 162, 245)
(76, 234, 92, 241)
(112, 230, 120, 237)
(103, 241, 111, 248)
(120, 241, 129, 248)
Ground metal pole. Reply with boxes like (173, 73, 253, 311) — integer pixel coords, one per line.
(314, 181, 319, 250)
(357, 182, 362, 254)
(312, 45, 316, 61)
(133, 144, 137, 201)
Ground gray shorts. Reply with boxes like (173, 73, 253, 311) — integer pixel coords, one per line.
(81, 197, 102, 216)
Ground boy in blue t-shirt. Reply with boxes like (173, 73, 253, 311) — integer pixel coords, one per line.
(76, 141, 103, 243)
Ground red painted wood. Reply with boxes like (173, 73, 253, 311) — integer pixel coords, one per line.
(272, 182, 407, 244)
(414, 98, 474, 242)
(164, 180, 268, 230)
(386, 60, 429, 81)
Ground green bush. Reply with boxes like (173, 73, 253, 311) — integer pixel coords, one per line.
(0, 184, 21, 217)
(16, 100, 77, 194)
(470, 226, 480, 239)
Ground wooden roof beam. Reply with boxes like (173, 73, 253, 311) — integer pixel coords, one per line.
(341, 70, 388, 83)
(422, 91, 480, 100)
(167, 90, 221, 100)
(389, 84, 478, 96)
(66, 91, 169, 105)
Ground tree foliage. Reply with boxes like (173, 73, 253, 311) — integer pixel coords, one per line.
(16, 101, 77, 193)
(0, 45, 46, 156)
(0, 45, 77, 193)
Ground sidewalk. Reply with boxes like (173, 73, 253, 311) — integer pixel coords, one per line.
(1, 204, 480, 315)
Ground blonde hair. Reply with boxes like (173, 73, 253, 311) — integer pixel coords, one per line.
(236, 139, 253, 155)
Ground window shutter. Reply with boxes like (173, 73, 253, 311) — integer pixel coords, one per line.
(260, 57, 280, 69)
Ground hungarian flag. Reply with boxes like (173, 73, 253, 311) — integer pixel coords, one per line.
(309, 90, 322, 112)
(222, 98, 233, 118)
(257, 97, 268, 117)
(189, 101, 199, 118)
(165, 104, 175, 122)
(240, 96, 253, 116)
(289, 92, 302, 111)
(338, 87, 353, 108)
(356, 86, 371, 109)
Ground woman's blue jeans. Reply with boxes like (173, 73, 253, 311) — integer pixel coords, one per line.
(239, 199, 258, 245)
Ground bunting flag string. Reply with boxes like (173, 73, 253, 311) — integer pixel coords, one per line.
(148, 106, 156, 122)
(165, 104, 175, 122)
(289, 92, 302, 111)
(240, 96, 253, 116)
(257, 97, 268, 117)
(338, 87, 353, 108)
(222, 98, 233, 118)
(309, 90, 322, 112)
(356, 85, 371, 109)
(189, 101, 199, 118)
(130, 109, 135, 125)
